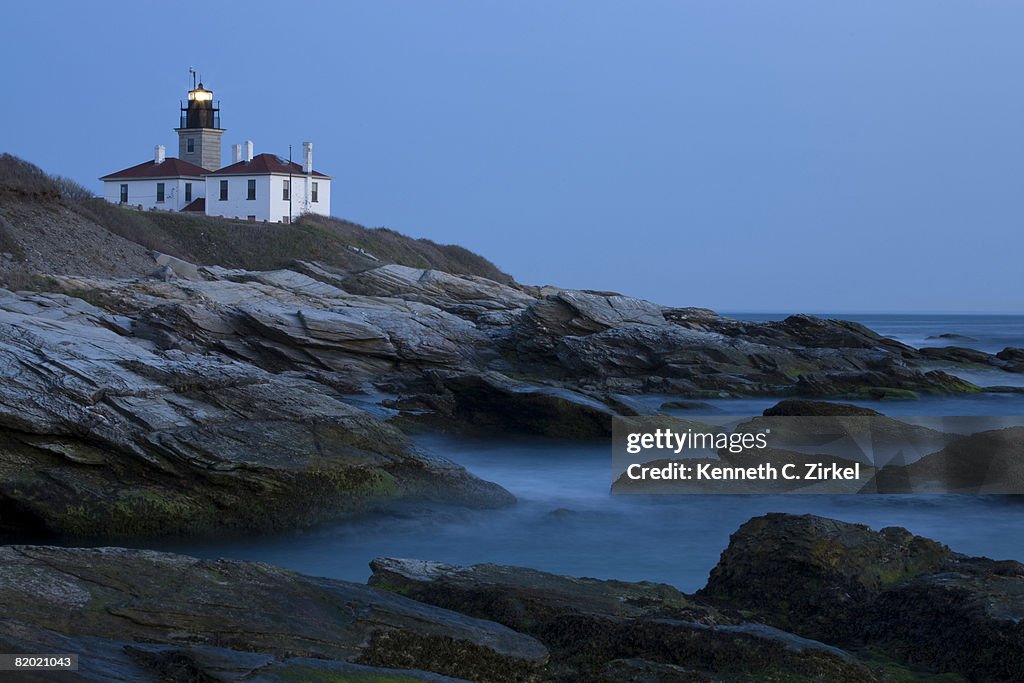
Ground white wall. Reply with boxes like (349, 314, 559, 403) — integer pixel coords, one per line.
(203, 175, 273, 221)
(204, 174, 331, 222)
(102, 177, 204, 211)
(268, 174, 331, 223)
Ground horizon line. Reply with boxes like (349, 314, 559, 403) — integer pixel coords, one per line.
(719, 310, 1024, 317)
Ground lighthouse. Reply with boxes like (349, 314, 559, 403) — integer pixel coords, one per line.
(175, 74, 224, 170)
(100, 72, 330, 221)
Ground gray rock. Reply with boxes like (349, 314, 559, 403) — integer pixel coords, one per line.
(369, 557, 879, 682)
(341, 263, 536, 320)
(31, 266, 987, 413)
(700, 513, 1024, 682)
(0, 289, 512, 539)
(395, 371, 621, 438)
(0, 546, 547, 682)
(905, 426, 1024, 493)
(152, 251, 202, 281)
(0, 262, 998, 539)
(997, 347, 1024, 372)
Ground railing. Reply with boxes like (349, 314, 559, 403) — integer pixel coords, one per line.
(179, 102, 221, 129)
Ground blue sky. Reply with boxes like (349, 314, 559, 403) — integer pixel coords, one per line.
(2, 1, 1022, 313)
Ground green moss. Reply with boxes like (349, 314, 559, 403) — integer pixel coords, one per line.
(54, 504, 93, 536)
(61, 288, 117, 307)
(851, 387, 920, 401)
(370, 581, 413, 597)
(857, 647, 970, 683)
(54, 490, 215, 537)
(307, 466, 400, 498)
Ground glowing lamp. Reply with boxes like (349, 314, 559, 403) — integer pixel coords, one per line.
(189, 86, 213, 102)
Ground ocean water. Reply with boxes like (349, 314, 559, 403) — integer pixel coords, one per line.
(155, 314, 1024, 593)
(729, 312, 1024, 356)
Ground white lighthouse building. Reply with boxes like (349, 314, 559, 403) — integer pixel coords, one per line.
(100, 77, 331, 222)
(205, 141, 330, 223)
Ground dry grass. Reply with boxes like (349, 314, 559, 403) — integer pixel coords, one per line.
(69, 199, 512, 281)
(1, 153, 512, 282)
(0, 153, 62, 198)
(0, 266, 34, 291)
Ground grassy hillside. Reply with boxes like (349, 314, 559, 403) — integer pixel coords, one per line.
(0, 153, 513, 284)
(0, 155, 156, 284)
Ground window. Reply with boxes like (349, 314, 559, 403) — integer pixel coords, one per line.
(219, 180, 228, 201)
(311, 182, 319, 203)
(187, 138, 195, 153)
(156, 182, 165, 203)
(247, 215, 256, 222)
(119, 184, 128, 203)
(282, 180, 290, 201)
(247, 178, 256, 200)
(185, 182, 192, 202)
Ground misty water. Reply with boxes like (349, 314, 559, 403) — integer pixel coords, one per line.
(158, 314, 1024, 592)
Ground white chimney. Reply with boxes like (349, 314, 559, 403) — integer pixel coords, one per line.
(302, 141, 313, 174)
(155, 145, 165, 165)
(243, 140, 254, 163)
(232, 143, 242, 164)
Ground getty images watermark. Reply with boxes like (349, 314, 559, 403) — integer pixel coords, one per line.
(611, 415, 1024, 494)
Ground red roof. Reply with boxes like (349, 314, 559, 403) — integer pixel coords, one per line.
(100, 157, 210, 180)
(208, 153, 330, 178)
(181, 197, 206, 212)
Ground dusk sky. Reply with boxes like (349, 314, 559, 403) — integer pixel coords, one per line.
(2, 2, 1022, 313)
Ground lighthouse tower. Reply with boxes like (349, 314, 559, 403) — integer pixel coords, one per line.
(175, 74, 223, 170)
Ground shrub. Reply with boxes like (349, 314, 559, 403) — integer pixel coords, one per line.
(52, 175, 95, 201)
(0, 155, 95, 201)
(0, 153, 60, 198)
(0, 266, 35, 291)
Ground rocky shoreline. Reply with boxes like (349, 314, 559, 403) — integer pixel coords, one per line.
(1, 184, 1022, 681)
(0, 283, 513, 539)
(1, 252, 1020, 538)
(2, 513, 1020, 681)
(0, 254, 1017, 530)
